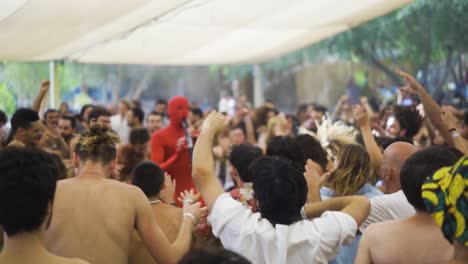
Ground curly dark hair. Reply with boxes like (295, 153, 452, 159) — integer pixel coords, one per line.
(251, 156, 307, 226)
(393, 105, 423, 139)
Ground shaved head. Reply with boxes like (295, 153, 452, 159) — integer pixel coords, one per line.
(381, 142, 417, 193)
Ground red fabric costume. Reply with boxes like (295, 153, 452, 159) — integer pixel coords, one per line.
(151, 96, 195, 206)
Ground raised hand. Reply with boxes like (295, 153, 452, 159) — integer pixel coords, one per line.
(353, 104, 369, 128)
(202, 111, 228, 134)
(177, 189, 201, 205)
(40, 80, 50, 95)
(395, 70, 423, 94)
(160, 173, 176, 204)
(441, 106, 459, 130)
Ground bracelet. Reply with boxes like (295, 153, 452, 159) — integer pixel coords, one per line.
(183, 198, 194, 205)
(183, 213, 195, 223)
(300, 206, 308, 220)
(452, 132, 460, 139)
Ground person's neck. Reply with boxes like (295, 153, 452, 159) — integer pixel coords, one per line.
(134, 123, 143, 129)
(47, 125, 56, 132)
(386, 182, 401, 194)
(148, 195, 162, 203)
(169, 121, 183, 129)
(1, 231, 49, 259)
(12, 135, 30, 147)
(78, 162, 109, 178)
(410, 211, 438, 223)
(453, 242, 468, 262)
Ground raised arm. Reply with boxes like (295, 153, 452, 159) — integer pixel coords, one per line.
(32, 80, 50, 112)
(133, 186, 202, 264)
(192, 111, 227, 212)
(244, 114, 257, 144)
(441, 108, 468, 155)
(304, 196, 370, 226)
(396, 70, 455, 147)
(353, 105, 382, 176)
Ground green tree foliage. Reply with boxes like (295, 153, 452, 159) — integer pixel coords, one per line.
(0, 82, 16, 115)
(1, 62, 48, 101)
(214, 0, 468, 91)
(325, 0, 468, 88)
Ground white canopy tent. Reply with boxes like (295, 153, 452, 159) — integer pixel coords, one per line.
(0, 0, 414, 65)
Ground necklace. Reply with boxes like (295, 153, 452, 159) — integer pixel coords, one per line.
(149, 199, 162, 205)
(79, 171, 103, 176)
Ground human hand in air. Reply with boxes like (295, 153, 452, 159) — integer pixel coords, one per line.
(441, 106, 459, 130)
(40, 80, 50, 95)
(396, 70, 424, 95)
(353, 104, 369, 128)
(160, 173, 176, 204)
(202, 111, 228, 134)
(340, 95, 349, 103)
(178, 189, 201, 205)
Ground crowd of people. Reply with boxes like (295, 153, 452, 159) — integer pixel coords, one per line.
(0, 69, 467, 264)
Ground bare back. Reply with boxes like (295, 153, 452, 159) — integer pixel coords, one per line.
(45, 177, 138, 264)
(361, 216, 454, 264)
(129, 204, 183, 264)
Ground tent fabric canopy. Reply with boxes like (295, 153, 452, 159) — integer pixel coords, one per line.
(0, 0, 413, 65)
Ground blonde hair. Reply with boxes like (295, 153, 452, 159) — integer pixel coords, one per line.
(325, 144, 372, 196)
(265, 116, 279, 144)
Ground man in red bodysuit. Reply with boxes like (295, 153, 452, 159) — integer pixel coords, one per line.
(151, 96, 195, 206)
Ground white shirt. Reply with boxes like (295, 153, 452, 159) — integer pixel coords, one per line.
(359, 190, 415, 232)
(110, 114, 129, 144)
(210, 193, 357, 264)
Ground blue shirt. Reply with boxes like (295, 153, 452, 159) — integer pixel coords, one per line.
(320, 184, 384, 264)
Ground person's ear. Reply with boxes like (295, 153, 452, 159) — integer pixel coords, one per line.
(109, 159, 116, 172)
(381, 167, 391, 181)
(16, 127, 26, 138)
(72, 152, 80, 168)
(399, 129, 407, 137)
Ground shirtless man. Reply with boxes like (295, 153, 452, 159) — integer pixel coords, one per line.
(45, 124, 203, 264)
(3, 108, 43, 148)
(355, 146, 457, 263)
(129, 161, 183, 264)
(0, 147, 88, 264)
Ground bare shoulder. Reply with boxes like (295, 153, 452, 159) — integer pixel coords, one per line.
(364, 219, 402, 238)
(117, 182, 146, 201)
(70, 258, 91, 264)
(52, 256, 90, 264)
(56, 177, 77, 186)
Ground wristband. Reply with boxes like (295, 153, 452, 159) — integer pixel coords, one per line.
(300, 206, 308, 220)
(452, 132, 460, 139)
(183, 213, 195, 223)
(184, 198, 194, 205)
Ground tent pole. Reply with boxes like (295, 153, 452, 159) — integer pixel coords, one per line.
(48, 61, 55, 109)
(253, 64, 265, 107)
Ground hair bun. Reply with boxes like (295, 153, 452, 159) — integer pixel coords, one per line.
(88, 123, 110, 136)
